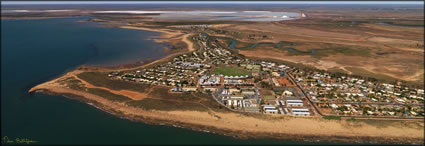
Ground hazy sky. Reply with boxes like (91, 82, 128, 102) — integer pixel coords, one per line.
(2, 1, 424, 5)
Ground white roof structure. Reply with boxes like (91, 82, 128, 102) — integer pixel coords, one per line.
(286, 100, 303, 103)
(262, 105, 275, 108)
(292, 108, 309, 112)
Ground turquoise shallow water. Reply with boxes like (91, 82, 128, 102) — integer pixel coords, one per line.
(1, 17, 333, 145)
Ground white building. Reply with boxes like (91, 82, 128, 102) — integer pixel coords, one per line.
(263, 105, 278, 114)
(291, 108, 310, 116)
(286, 99, 304, 107)
(283, 90, 293, 96)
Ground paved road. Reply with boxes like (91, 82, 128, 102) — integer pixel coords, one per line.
(211, 94, 241, 112)
(287, 73, 324, 116)
(313, 101, 424, 106)
(286, 73, 424, 120)
(337, 115, 424, 120)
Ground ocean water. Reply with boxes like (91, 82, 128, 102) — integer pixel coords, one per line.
(0, 17, 326, 145)
(2, 17, 169, 67)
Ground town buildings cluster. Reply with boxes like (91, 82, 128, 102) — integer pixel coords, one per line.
(292, 69, 425, 117)
(108, 32, 424, 118)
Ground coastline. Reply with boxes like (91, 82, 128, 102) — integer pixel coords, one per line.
(3, 4, 423, 145)
(26, 22, 424, 145)
(120, 25, 183, 39)
(29, 82, 424, 145)
(74, 24, 196, 72)
(28, 64, 424, 145)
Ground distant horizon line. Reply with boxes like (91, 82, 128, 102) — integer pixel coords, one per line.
(2, 1, 424, 5)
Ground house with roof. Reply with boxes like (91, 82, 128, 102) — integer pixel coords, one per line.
(262, 105, 278, 114)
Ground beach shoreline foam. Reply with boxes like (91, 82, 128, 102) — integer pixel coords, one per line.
(28, 62, 424, 145)
(27, 23, 424, 145)
(29, 83, 424, 144)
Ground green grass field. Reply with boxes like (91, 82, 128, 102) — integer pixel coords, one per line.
(262, 95, 275, 100)
(213, 66, 251, 76)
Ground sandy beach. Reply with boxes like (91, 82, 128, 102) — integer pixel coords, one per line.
(120, 25, 183, 39)
(26, 20, 424, 145)
(29, 69, 424, 144)
(120, 25, 195, 54)
(75, 24, 196, 73)
(181, 34, 195, 52)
